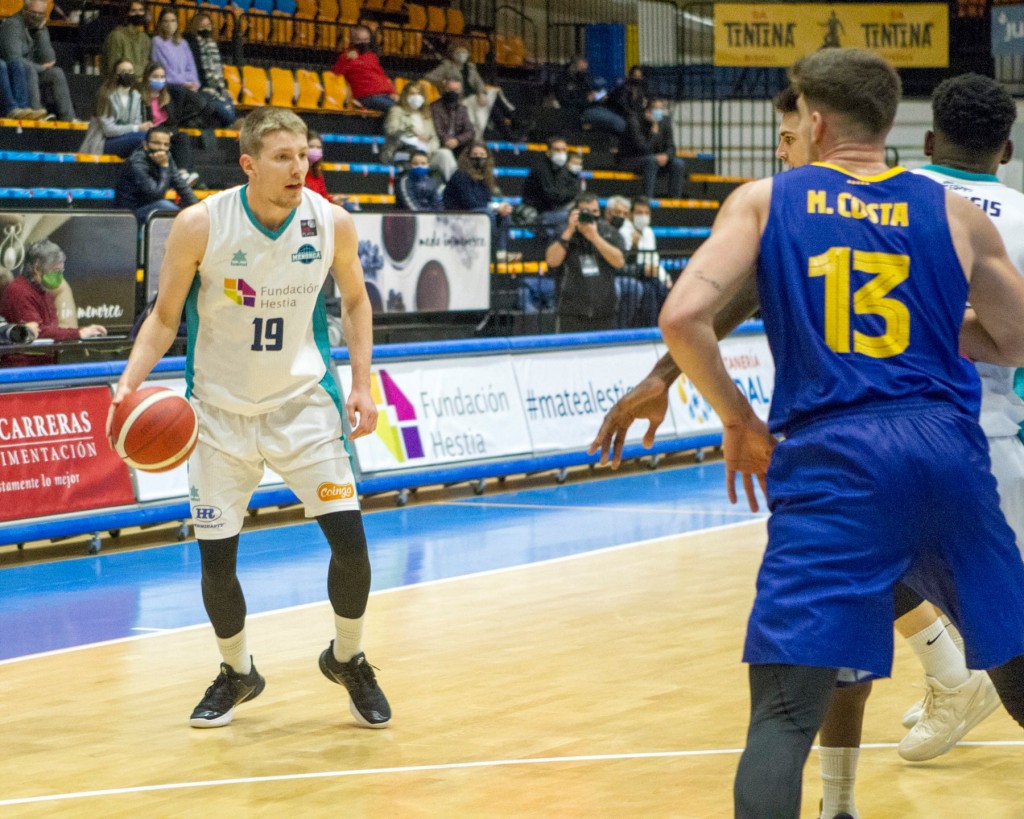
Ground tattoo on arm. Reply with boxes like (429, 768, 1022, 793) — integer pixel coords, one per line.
(694, 272, 723, 293)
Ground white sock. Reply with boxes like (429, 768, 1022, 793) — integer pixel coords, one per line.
(905, 619, 970, 689)
(819, 747, 860, 819)
(942, 616, 966, 654)
(216, 630, 251, 675)
(333, 615, 364, 662)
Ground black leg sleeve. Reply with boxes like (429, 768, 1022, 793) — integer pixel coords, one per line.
(989, 653, 1024, 730)
(318, 510, 371, 620)
(893, 581, 926, 620)
(198, 535, 246, 638)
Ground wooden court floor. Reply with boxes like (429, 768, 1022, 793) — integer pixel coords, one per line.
(2, 520, 1022, 817)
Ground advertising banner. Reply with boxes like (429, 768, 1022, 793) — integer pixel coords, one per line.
(0, 386, 135, 522)
(349, 212, 491, 313)
(714, 4, 948, 67)
(993, 5, 1024, 56)
(132, 379, 284, 503)
(0, 211, 138, 334)
(660, 336, 775, 436)
(511, 345, 662, 452)
(337, 357, 531, 472)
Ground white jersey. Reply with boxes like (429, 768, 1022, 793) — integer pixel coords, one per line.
(914, 165, 1024, 438)
(186, 185, 337, 416)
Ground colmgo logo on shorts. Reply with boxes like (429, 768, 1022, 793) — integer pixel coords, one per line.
(291, 244, 322, 264)
(224, 278, 256, 307)
(317, 482, 356, 501)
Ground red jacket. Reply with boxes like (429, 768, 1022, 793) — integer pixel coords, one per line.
(0, 276, 79, 367)
(331, 51, 394, 99)
(305, 170, 331, 200)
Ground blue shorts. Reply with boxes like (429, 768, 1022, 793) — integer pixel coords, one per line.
(743, 402, 1024, 678)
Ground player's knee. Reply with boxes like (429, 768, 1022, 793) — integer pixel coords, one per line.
(318, 510, 369, 559)
(199, 536, 240, 585)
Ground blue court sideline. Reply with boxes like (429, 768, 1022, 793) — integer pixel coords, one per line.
(0, 461, 766, 661)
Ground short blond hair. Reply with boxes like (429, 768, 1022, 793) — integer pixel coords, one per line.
(239, 107, 308, 157)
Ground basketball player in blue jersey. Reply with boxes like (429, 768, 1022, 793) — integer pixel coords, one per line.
(657, 48, 1024, 818)
(109, 107, 391, 730)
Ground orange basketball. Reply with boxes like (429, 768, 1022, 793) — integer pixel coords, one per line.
(111, 386, 198, 473)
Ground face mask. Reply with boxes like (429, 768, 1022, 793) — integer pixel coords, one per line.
(442, 91, 460, 105)
(454, 51, 469, 64)
(410, 165, 429, 177)
(352, 42, 370, 54)
(197, 28, 212, 38)
(128, 13, 146, 25)
(471, 156, 487, 170)
(407, 94, 424, 110)
(550, 151, 567, 167)
(149, 78, 166, 91)
(41, 270, 63, 290)
(633, 214, 650, 230)
(307, 147, 323, 164)
(567, 162, 582, 175)
(651, 108, 666, 123)
(609, 215, 625, 229)
(117, 72, 134, 87)
(24, 12, 46, 28)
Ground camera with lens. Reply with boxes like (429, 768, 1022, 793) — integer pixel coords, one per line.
(0, 321, 35, 344)
(577, 210, 597, 224)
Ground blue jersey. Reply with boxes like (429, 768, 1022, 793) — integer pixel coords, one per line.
(757, 163, 980, 434)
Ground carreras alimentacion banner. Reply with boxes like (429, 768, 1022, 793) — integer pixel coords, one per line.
(714, 4, 948, 68)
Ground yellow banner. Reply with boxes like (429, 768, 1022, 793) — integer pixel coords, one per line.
(714, 4, 948, 68)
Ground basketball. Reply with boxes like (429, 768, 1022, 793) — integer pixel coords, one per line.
(111, 386, 198, 472)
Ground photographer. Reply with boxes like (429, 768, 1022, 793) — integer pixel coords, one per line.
(545, 192, 625, 333)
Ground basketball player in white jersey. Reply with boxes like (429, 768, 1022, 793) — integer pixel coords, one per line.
(110, 107, 391, 730)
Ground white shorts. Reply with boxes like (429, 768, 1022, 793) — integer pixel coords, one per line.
(188, 383, 360, 539)
(989, 435, 1024, 561)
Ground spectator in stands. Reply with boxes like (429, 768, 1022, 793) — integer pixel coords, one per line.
(545, 191, 624, 333)
(331, 25, 397, 113)
(114, 125, 199, 223)
(0, 57, 42, 118)
(382, 80, 457, 181)
(521, 136, 580, 237)
(101, 0, 151, 80)
(443, 141, 513, 257)
(79, 59, 150, 157)
(616, 98, 685, 200)
(607, 65, 649, 127)
(141, 61, 217, 179)
(628, 196, 667, 285)
(430, 78, 474, 159)
(305, 129, 349, 207)
(395, 149, 442, 212)
(604, 195, 643, 327)
(424, 40, 516, 140)
(0, 239, 106, 367)
(0, 0, 76, 122)
(553, 55, 623, 135)
(185, 12, 236, 128)
(151, 8, 199, 92)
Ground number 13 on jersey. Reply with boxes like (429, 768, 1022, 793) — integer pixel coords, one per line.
(808, 246, 910, 358)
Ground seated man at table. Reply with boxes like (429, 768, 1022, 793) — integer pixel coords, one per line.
(0, 239, 106, 367)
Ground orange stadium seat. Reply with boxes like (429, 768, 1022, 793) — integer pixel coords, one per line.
(379, 22, 403, 56)
(295, 69, 324, 109)
(270, 11, 294, 45)
(363, 0, 383, 8)
(446, 8, 464, 35)
(268, 67, 296, 107)
(393, 76, 408, 96)
(406, 4, 427, 31)
(321, 71, 348, 110)
(295, 0, 317, 19)
(246, 9, 271, 43)
(426, 6, 445, 33)
(291, 15, 316, 47)
(240, 65, 269, 105)
(338, 0, 359, 25)
(318, 22, 341, 50)
(382, 0, 402, 11)
(318, 0, 338, 22)
(222, 64, 242, 102)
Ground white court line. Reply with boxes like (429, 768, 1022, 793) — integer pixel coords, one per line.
(2, 742, 1023, 807)
(0, 519, 767, 667)
(440, 500, 763, 517)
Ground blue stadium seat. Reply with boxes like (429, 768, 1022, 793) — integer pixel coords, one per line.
(252, 0, 274, 13)
(275, 0, 297, 14)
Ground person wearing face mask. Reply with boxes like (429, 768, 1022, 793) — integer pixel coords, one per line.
(607, 65, 649, 125)
(551, 56, 624, 136)
(395, 149, 442, 212)
(101, 0, 151, 80)
(443, 142, 513, 255)
(616, 98, 686, 200)
(140, 61, 217, 178)
(383, 82, 457, 181)
(604, 195, 645, 328)
(430, 78, 474, 158)
(184, 13, 236, 127)
(522, 136, 581, 238)
(80, 59, 152, 156)
(331, 25, 397, 113)
(0, 239, 106, 367)
(424, 40, 516, 140)
(0, 0, 76, 121)
(304, 130, 351, 207)
(151, 8, 199, 91)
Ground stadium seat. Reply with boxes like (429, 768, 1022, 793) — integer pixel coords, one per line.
(245, 9, 271, 43)
(318, 21, 341, 50)
(270, 10, 294, 45)
(446, 8, 464, 35)
(426, 5, 445, 33)
(393, 76, 407, 96)
(240, 65, 269, 105)
(222, 64, 242, 102)
(320, 71, 348, 110)
(275, 0, 297, 14)
(252, 0, 273, 13)
(382, 0, 402, 11)
(295, 0, 316, 18)
(318, 0, 338, 22)
(268, 67, 296, 107)
(338, 0, 359, 25)
(379, 22, 403, 56)
(362, 0, 383, 9)
(470, 34, 489, 64)
(292, 16, 316, 47)
(406, 4, 427, 31)
(233, 0, 252, 11)
(295, 69, 323, 109)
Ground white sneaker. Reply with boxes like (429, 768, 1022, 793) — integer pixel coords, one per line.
(897, 670, 1001, 761)
(901, 696, 924, 729)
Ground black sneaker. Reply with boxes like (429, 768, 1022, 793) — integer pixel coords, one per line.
(319, 642, 391, 728)
(189, 660, 265, 728)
